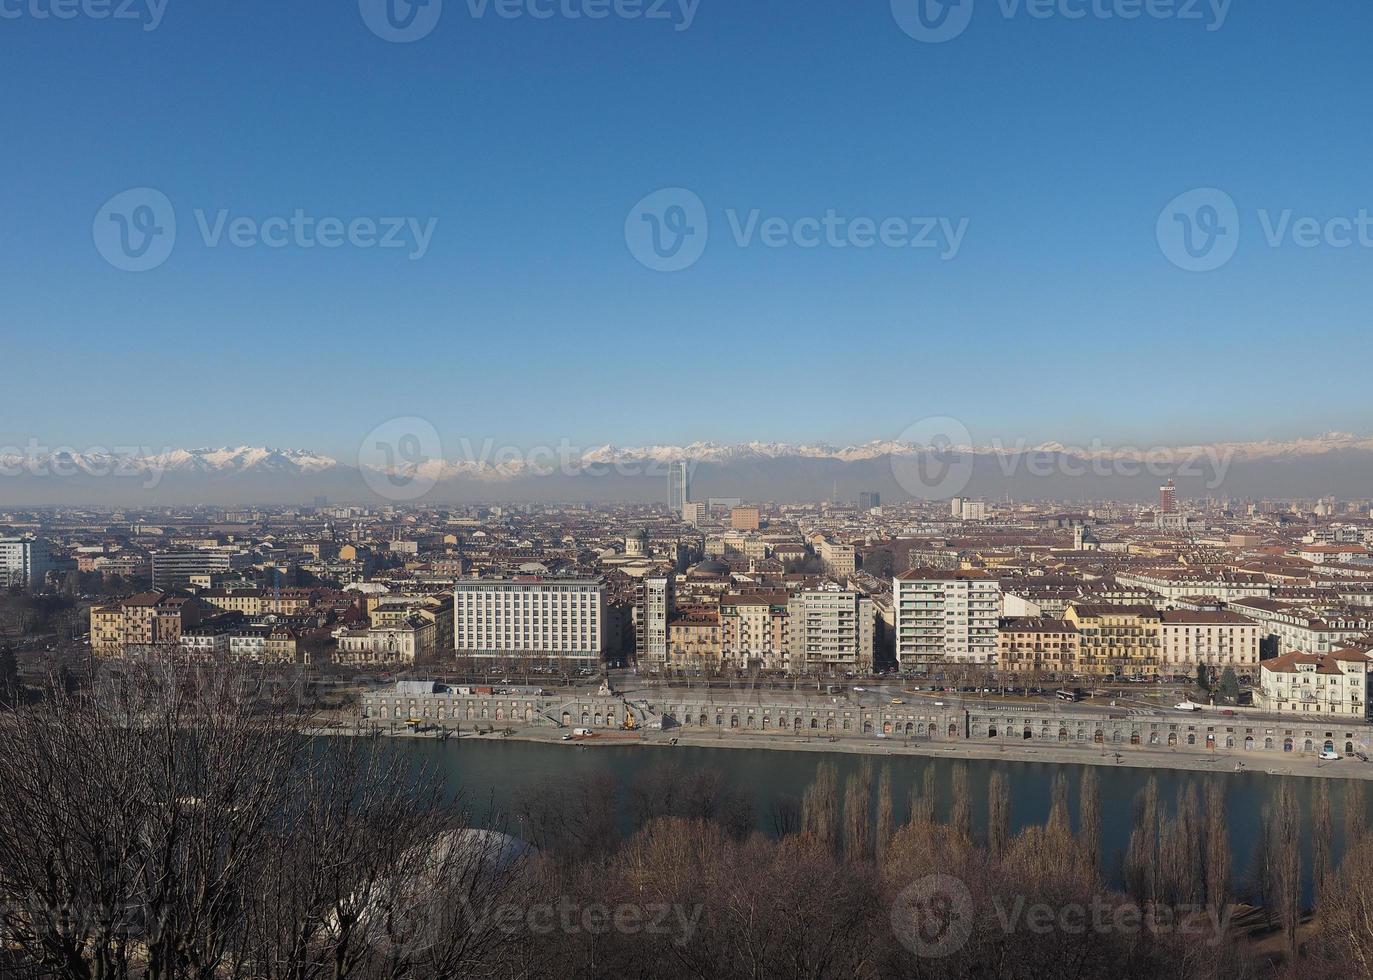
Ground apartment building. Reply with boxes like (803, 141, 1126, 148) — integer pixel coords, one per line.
(730, 506, 761, 531)
(151, 549, 252, 589)
(720, 591, 789, 671)
(335, 616, 438, 666)
(89, 591, 205, 656)
(1159, 610, 1261, 672)
(453, 577, 605, 665)
(818, 538, 856, 578)
(0, 537, 59, 591)
(997, 617, 1080, 676)
(1063, 604, 1162, 679)
(787, 588, 874, 674)
(371, 594, 454, 649)
(1257, 650, 1372, 719)
(667, 612, 722, 670)
(893, 569, 1001, 668)
(1115, 569, 1271, 602)
(1230, 599, 1373, 656)
(635, 572, 673, 667)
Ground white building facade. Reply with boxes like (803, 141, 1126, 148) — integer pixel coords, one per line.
(894, 570, 1001, 668)
(454, 577, 605, 665)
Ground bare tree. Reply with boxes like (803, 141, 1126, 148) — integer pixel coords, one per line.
(843, 767, 872, 863)
(875, 767, 894, 862)
(1346, 780, 1367, 849)
(1079, 768, 1101, 875)
(1046, 771, 1071, 842)
(1123, 776, 1160, 905)
(1273, 779, 1302, 957)
(801, 761, 840, 853)
(950, 763, 972, 841)
(907, 763, 936, 827)
(1202, 778, 1230, 908)
(987, 770, 1011, 860)
(1313, 780, 1333, 910)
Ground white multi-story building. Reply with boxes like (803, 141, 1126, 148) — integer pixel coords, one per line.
(454, 577, 605, 665)
(1257, 649, 1372, 719)
(893, 569, 1001, 668)
(787, 588, 874, 674)
(1230, 599, 1373, 657)
(1115, 569, 1272, 603)
(636, 573, 673, 667)
(1159, 610, 1262, 672)
(0, 537, 58, 591)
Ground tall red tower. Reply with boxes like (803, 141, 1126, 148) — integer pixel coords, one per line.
(1159, 480, 1177, 514)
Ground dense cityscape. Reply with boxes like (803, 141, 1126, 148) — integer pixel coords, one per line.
(10, 0, 1373, 974)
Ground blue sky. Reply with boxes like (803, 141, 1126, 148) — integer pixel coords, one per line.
(2, 0, 1371, 458)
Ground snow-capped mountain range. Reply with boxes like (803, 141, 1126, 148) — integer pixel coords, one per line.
(3, 433, 1372, 477)
(2, 434, 1372, 504)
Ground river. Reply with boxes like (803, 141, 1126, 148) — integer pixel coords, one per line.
(386, 737, 1368, 903)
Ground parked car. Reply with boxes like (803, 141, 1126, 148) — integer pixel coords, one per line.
(1320, 749, 1342, 761)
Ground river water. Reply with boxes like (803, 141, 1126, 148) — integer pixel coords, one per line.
(390, 738, 1370, 901)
